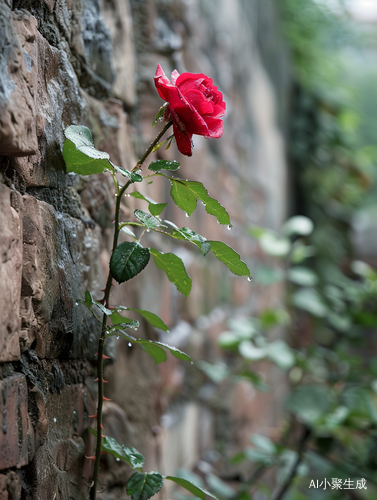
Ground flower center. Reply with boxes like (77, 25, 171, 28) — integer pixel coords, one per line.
(202, 85, 213, 100)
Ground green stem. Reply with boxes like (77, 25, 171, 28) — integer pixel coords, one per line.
(90, 120, 172, 500)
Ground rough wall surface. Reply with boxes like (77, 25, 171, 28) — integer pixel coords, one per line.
(0, 0, 291, 498)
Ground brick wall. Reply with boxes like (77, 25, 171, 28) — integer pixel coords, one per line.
(0, 0, 291, 498)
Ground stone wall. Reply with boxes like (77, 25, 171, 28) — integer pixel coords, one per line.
(0, 0, 291, 498)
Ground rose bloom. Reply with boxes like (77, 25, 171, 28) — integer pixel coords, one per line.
(154, 64, 226, 156)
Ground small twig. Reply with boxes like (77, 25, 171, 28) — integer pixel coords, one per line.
(272, 427, 311, 500)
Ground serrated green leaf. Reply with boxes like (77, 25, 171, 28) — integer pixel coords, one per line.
(63, 126, 111, 175)
(154, 342, 192, 362)
(148, 160, 180, 172)
(208, 241, 251, 277)
(112, 165, 143, 182)
(149, 203, 167, 216)
(133, 339, 191, 364)
(84, 290, 94, 308)
(152, 103, 168, 127)
(170, 179, 230, 225)
(139, 342, 167, 364)
(121, 308, 169, 332)
(110, 242, 150, 283)
(170, 227, 211, 256)
(129, 192, 167, 217)
(127, 472, 164, 500)
(134, 209, 166, 229)
(107, 321, 140, 336)
(93, 301, 112, 316)
(120, 226, 137, 239)
(165, 476, 218, 500)
(89, 428, 144, 468)
(150, 248, 192, 298)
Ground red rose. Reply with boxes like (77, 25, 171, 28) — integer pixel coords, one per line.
(154, 64, 226, 156)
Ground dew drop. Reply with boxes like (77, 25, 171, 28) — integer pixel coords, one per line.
(227, 225, 233, 230)
(73, 411, 76, 415)
(53, 418, 57, 423)
(185, 213, 189, 218)
(116, 335, 120, 340)
(146, 229, 150, 233)
(247, 276, 252, 282)
(116, 458, 120, 462)
(75, 302, 78, 306)
(128, 342, 132, 347)
(126, 193, 130, 197)
(105, 330, 109, 335)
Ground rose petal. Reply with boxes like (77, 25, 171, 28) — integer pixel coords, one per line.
(183, 89, 215, 116)
(176, 73, 209, 93)
(171, 69, 180, 84)
(154, 64, 174, 101)
(212, 101, 226, 119)
(173, 122, 193, 156)
(202, 117, 224, 138)
(167, 87, 210, 137)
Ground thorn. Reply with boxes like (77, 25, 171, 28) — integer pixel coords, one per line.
(101, 451, 107, 455)
(100, 424, 104, 429)
(85, 456, 96, 461)
(103, 379, 108, 383)
(101, 434, 105, 438)
(88, 414, 97, 418)
(103, 396, 112, 401)
(103, 354, 111, 360)
(94, 352, 98, 356)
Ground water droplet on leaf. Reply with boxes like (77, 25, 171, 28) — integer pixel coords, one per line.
(185, 213, 189, 218)
(53, 418, 57, 423)
(116, 458, 120, 462)
(227, 225, 233, 230)
(128, 342, 132, 347)
(116, 335, 119, 340)
(247, 276, 252, 282)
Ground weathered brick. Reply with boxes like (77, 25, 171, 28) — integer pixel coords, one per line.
(20, 195, 103, 359)
(0, 374, 28, 471)
(0, 184, 22, 362)
(0, 474, 8, 500)
(0, 7, 38, 157)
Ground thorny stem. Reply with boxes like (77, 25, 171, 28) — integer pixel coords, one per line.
(90, 120, 173, 500)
